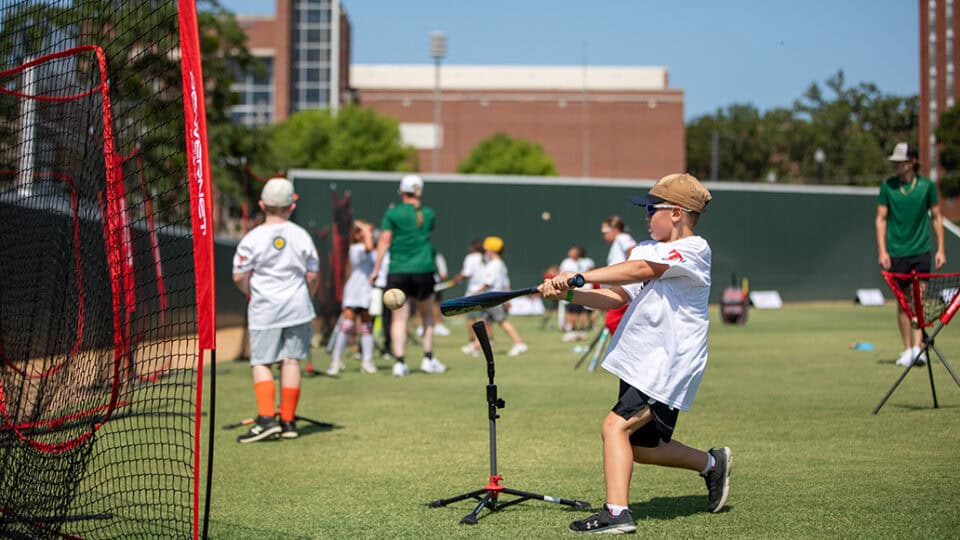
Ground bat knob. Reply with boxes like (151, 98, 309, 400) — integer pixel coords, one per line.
(568, 274, 585, 288)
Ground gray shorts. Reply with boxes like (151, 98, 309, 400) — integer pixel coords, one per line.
(249, 322, 313, 366)
(482, 304, 507, 323)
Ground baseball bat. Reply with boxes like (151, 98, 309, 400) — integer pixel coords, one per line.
(433, 278, 457, 292)
(441, 274, 585, 316)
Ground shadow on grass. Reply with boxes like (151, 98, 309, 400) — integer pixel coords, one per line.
(887, 402, 960, 410)
(630, 495, 728, 520)
(297, 420, 342, 437)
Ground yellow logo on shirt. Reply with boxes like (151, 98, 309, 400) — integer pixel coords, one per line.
(272, 236, 286, 250)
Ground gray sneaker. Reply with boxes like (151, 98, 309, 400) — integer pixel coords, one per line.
(569, 506, 636, 534)
(237, 416, 281, 444)
(704, 447, 732, 512)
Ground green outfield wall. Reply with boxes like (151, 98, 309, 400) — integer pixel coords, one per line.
(286, 170, 960, 304)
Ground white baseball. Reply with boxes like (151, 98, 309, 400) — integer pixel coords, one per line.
(383, 288, 407, 310)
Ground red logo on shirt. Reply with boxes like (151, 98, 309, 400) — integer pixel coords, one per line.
(667, 249, 684, 262)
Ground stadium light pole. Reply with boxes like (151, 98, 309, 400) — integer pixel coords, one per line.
(431, 31, 446, 173)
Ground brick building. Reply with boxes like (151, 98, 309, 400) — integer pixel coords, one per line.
(230, 1, 685, 179)
(231, 0, 351, 126)
(920, 0, 960, 218)
(351, 65, 685, 179)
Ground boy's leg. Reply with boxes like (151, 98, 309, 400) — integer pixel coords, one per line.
(601, 410, 651, 506)
(278, 323, 310, 438)
(251, 364, 275, 418)
(240, 329, 283, 443)
(279, 357, 301, 421)
(498, 320, 523, 345)
(632, 438, 731, 514)
(631, 439, 708, 470)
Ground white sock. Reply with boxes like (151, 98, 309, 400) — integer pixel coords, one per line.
(605, 503, 629, 516)
(331, 326, 350, 365)
(701, 452, 716, 476)
(360, 334, 374, 363)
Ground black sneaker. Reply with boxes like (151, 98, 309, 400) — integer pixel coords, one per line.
(569, 506, 636, 534)
(280, 420, 298, 439)
(704, 447, 732, 512)
(237, 416, 281, 444)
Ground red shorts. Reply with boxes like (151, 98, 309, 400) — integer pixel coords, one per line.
(605, 304, 628, 334)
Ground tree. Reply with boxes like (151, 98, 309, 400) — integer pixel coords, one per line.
(0, 1, 255, 219)
(457, 132, 557, 176)
(267, 106, 417, 172)
(686, 70, 917, 185)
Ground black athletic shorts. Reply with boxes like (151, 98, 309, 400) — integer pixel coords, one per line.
(612, 380, 679, 448)
(386, 272, 436, 301)
(890, 252, 932, 288)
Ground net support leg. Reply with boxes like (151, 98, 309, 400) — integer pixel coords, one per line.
(872, 362, 916, 414)
(929, 341, 960, 387)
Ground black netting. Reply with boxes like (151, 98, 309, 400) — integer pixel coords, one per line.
(0, 1, 202, 538)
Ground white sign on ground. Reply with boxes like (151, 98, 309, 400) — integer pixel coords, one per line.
(749, 290, 783, 309)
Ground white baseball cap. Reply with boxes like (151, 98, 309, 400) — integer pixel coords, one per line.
(260, 177, 296, 206)
(398, 174, 424, 196)
(887, 142, 918, 162)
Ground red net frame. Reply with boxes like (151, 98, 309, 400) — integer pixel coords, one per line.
(0, 1, 216, 538)
(880, 271, 960, 328)
(0, 45, 125, 454)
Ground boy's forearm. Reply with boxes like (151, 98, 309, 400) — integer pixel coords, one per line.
(582, 259, 666, 286)
(567, 287, 629, 310)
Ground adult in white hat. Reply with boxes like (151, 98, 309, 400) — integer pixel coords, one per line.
(875, 142, 946, 367)
(370, 175, 446, 376)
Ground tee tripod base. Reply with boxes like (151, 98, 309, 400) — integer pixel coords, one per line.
(429, 321, 590, 525)
(429, 474, 590, 525)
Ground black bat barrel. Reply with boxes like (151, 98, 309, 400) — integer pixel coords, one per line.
(440, 274, 585, 316)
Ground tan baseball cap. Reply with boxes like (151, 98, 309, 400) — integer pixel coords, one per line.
(631, 173, 712, 213)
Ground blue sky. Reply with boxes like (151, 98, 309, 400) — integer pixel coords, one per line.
(220, 0, 918, 121)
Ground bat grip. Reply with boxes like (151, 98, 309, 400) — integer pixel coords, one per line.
(568, 274, 585, 288)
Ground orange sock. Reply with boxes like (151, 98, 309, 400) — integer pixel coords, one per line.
(254, 381, 275, 418)
(280, 387, 300, 422)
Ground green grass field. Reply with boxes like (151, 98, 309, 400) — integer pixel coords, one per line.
(207, 303, 960, 539)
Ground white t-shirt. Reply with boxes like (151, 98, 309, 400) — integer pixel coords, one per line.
(232, 221, 319, 330)
(460, 252, 486, 294)
(607, 232, 637, 266)
(482, 257, 511, 292)
(600, 236, 711, 411)
(342, 242, 374, 308)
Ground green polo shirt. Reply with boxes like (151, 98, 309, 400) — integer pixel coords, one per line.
(878, 175, 938, 257)
(380, 203, 436, 274)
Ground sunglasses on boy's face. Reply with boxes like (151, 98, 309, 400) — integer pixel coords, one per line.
(645, 204, 692, 217)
